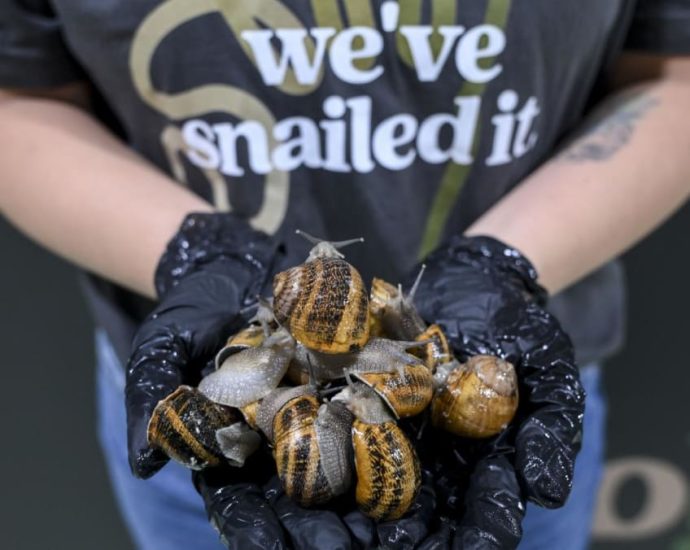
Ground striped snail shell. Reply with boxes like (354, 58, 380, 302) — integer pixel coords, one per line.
(352, 419, 421, 521)
(431, 355, 519, 438)
(333, 383, 422, 521)
(369, 266, 427, 341)
(273, 233, 370, 354)
(352, 363, 433, 419)
(199, 327, 295, 408)
(258, 386, 354, 507)
(214, 324, 266, 367)
(147, 386, 260, 469)
(411, 324, 453, 371)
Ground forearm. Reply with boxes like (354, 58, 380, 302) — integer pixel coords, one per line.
(467, 61, 690, 294)
(0, 88, 212, 298)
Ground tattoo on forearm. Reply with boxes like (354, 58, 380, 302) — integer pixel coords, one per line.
(557, 93, 659, 162)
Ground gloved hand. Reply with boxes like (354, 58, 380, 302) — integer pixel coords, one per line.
(126, 212, 279, 478)
(126, 213, 407, 550)
(408, 235, 586, 549)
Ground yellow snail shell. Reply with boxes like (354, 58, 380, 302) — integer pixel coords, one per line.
(411, 324, 453, 371)
(369, 271, 427, 341)
(273, 256, 370, 354)
(352, 363, 433, 419)
(147, 386, 260, 469)
(214, 324, 266, 367)
(431, 355, 519, 438)
(333, 383, 421, 521)
(352, 419, 421, 521)
(258, 387, 354, 507)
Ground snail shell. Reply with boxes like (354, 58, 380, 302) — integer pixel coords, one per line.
(259, 387, 354, 507)
(352, 363, 433, 419)
(352, 419, 421, 521)
(412, 324, 452, 371)
(369, 274, 427, 341)
(147, 386, 259, 469)
(333, 383, 422, 520)
(431, 355, 519, 438)
(199, 327, 295, 408)
(239, 400, 261, 431)
(273, 256, 370, 354)
(215, 324, 266, 367)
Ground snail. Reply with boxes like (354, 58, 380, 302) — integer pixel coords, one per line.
(369, 271, 453, 372)
(333, 383, 422, 521)
(214, 298, 276, 366)
(412, 323, 453, 371)
(199, 327, 295, 408)
(214, 324, 266, 367)
(273, 231, 370, 354)
(431, 355, 519, 438)
(147, 386, 261, 469)
(350, 362, 433, 419)
(369, 266, 427, 341)
(257, 386, 354, 507)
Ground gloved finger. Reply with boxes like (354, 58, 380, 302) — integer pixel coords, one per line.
(263, 476, 355, 550)
(514, 306, 585, 508)
(342, 510, 376, 549)
(125, 329, 183, 478)
(376, 469, 437, 550)
(453, 455, 524, 550)
(416, 520, 453, 550)
(194, 469, 288, 550)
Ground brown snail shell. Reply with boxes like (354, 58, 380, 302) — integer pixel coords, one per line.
(147, 386, 259, 469)
(411, 324, 452, 371)
(431, 355, 519, 438)
(369, 272, 427, 341)
(239, 400, 261, 431)
(215, 324, 267, 367)
(352, 363, 433, 419)
(260, 387, 354, 507)
(273, 256, 370, 354)
(199, 327, 295, 408)
(352, 419, 421, 521)
(332, 382, 422, 520)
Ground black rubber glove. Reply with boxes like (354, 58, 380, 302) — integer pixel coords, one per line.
(126, 212, 279, 478)
(406, 235, 586, 549)
(125, 213, 385, 549)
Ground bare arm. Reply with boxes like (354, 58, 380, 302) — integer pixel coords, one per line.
(467, 54, 690, 294)
(0, 84, 212, 298)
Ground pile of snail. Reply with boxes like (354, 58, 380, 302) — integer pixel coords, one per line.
(147, 232, 519, 521)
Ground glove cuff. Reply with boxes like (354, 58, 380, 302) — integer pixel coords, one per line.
(434, 235, 548, 305)
(154, 212, 278, 299)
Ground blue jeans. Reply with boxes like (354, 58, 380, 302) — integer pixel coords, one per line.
(96, 331, 605, 550)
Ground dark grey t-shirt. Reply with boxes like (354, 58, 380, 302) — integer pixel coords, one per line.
(2, 1, 690, 365)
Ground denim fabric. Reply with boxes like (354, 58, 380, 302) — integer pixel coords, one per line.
(96, 330, 605, 550)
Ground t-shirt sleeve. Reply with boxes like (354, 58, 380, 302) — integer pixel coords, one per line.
(625, 0, 690, 54)
(0, 0, 84, 88)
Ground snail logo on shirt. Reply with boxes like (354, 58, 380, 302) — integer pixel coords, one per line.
(129, 0, 535, 235)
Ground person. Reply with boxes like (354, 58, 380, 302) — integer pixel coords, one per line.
(1, 1, 689, 548)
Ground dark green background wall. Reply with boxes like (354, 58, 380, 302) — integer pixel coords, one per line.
(1, 204, 688, 550)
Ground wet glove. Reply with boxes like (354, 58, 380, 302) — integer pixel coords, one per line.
(407, 235, 586, 549)
(126, 212, 279, 478)
(125, 213, 383, 549)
